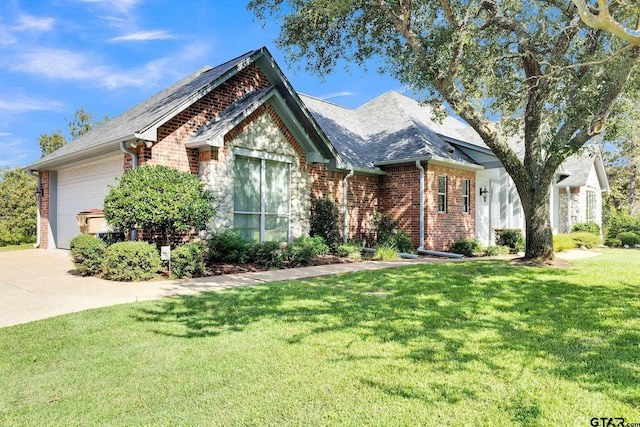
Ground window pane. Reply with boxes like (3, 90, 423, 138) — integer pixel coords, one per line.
(438, 176, 446, 193)
(265, 215, 288, 242)
(234, 157, 261, 212)
(265, 161, 289, 214)
(234, 213, 260, 241)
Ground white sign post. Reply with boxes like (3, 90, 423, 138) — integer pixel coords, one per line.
(161, 246, 171, 273)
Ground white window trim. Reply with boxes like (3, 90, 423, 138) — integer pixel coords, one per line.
(438, 176, 447, 213)
(233, 147, 293, 164)
(462, 179, 470, 214)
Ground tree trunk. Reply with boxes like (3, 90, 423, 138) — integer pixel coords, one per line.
(519, 184, 555, 260)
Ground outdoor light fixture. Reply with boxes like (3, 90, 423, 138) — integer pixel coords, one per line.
(479, 184, 489, 202)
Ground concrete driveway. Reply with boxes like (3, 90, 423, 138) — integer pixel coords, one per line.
(0, 248, 453, 328)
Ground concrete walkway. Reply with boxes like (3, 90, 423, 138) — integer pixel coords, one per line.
(0, 248, 601, 328)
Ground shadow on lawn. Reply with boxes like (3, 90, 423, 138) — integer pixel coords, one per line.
(134, 260, 640, 408)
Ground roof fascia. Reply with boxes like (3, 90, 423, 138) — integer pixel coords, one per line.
(374, 155, 484, 171)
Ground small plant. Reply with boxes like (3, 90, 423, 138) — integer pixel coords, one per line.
(171, 242, 207, 278)
(553, 234, 577, 252)
(604, 237, 622, 247)
(208, 229, 251, 263)
(571, 222, 600, 236)
(616, 231, 640, 247)
(569, 231, 602, 249)
(484, 245, 511, 256)
(292, 236, 329, 256)
(286, 236, 330, 267)
(69, 234, 106, 276)
(310, 196, 341, 250)
(370, 212, 414, 253)
(373, 243, 399, 260)
(450, 237, 482, 257)
(252, 241, 285, 268)
(337, 242, 363, 260)
(495, 229, 525, 253)
(103, 241, 162, 281)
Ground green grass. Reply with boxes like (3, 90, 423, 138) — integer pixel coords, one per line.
(0, 243, 34, 252)
(1, 249, 640, 425)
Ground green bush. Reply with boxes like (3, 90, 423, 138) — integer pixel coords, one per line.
(285, 236, 330, 267)
(292, 236, 329, 256)
(450, 237, 482, 257)
(571, 222, 601, 235)
(208, 229, 251, 263)
(495, 229, 525, 253)
(104, 165, 215, 245)
(616, 231, 640, 246)
(604, 237, 622, 247)
(606, 211, 640, 240)
(374, 244, 399, 260)
(103, 241, 161, 281)
(0, 168, 37, 246)
(252, 241, 285, 268)
(310, 196, 341, 250)
(171, 242, 206, 278)
(553, 234, 577, 252)
(484, 245, 511, 256)
(370, 212, 414, 253)
(69, 234, 107, 276)
(569, 231, 602, 249)
(337, 242, 363, 260)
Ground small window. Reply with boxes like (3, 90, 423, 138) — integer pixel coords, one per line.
(438, 176, 447, 213)
(586, 190, 596, 223)
(462, 179, 470, 214)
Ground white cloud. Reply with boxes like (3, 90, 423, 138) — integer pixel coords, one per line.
(320, 91, 355, 100)
(110, 30, 177, 42)
(11, 48, 107, 81)
(0, 95, 64, 113)
(76, 0, 142, 15)
(15, 15, 55, 32)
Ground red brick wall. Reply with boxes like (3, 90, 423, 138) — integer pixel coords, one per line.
(309, 164, 380, 242)
(424, 164, 476, 251)
(379, 165, 421, 247)
(138, 63, 271, 174)
(39, 171, 50, 249)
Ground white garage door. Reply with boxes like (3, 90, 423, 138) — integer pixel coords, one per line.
(56, 155, 123, 249)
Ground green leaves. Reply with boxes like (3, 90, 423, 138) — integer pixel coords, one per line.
(103, 165, 215, 245)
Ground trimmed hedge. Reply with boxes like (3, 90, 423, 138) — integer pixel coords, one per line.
(208, 229, 251, 263)
(171, 242, 206, 278)
(103, 241, 161, 281)
(69, 234, 106, 276)
(450, 237, 482, 257)
(616, 231, 640, 247)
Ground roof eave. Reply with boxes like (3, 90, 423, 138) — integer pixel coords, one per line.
(374, 155, 484, 171)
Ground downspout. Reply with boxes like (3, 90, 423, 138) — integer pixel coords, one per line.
(120, 141, 139, 241)
(566, 186, 572, 233)
(27, 170, 41, 248)
(415, 160, 425, 250)
(343, 169, 354, 243)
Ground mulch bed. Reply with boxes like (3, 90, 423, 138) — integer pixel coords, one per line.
(207, 254, 354, 276)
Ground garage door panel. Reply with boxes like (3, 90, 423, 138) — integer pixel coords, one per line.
(56, 156, 122, 249)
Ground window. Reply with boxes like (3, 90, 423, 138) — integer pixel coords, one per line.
(586, 190, 596, 223)
(234, 156, 290, 242)
(462, 179, 470, 214)
(438, 176, 447, 213)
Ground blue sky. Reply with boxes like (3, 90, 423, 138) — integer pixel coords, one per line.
(0, 0, 405, 169)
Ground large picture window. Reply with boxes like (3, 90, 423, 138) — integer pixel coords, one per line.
(438, 176, 447, 213)
(234, 155, 290, 242)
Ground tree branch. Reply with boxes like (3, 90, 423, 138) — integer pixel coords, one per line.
(572, 0, 640, 46)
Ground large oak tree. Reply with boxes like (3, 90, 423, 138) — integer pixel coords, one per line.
(249, 0, 640, 259)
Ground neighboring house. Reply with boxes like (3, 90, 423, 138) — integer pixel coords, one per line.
(26, 47, 608, 251)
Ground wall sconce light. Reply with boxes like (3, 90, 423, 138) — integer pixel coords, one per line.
(479, 184, 489, 202)
(35, 187, 43, 197)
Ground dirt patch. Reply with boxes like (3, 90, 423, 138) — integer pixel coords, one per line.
(509, 257, 573, 269)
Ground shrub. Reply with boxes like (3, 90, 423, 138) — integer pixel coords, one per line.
(553, 234, 577, 252)
(292, 236, 329, 256)
(495, 229, 525, 253)
(571, 222, 600, 236)
(337, 242, 363, 261)
(370, 212, 414, 253)
(208, 229, 251, 263)
(450, 237, 482, 257)
(252, 241, 285, 268)
(606, 211, 640, 240)
(484, 245, 511, 256)
(171, 242, 206, 278)
(569, 231, 602, 249)
(374, 244, 399, 260)
(310, 196, 341, 250)
(104, 165, 215, 245)
(604, 237, 622, 247)
(69, 234, 106, 276)
(616, 231, 640, 247)
(103, 241, 161, 281)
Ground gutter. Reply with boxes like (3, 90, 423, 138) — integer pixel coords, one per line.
(415, 160, 425, 250)
(27, 170, 41, 248)
(120, 141, 138, 240)
(343, 169, 355, 243)
(374, 155, 484, 171)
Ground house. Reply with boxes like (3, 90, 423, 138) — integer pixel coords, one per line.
(26, 47, 608, 251)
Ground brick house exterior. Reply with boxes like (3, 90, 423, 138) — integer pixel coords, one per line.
(27, 47, 607, 252)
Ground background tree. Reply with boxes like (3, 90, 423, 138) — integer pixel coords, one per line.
(103, 165, 215, 246)
(37, 107, 108, 157)
(249, 0, 640, 260)
(0, 168, 36, 246)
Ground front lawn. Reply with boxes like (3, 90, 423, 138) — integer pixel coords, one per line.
(1, 249, 639, 425)
(0, 243, 34, 253)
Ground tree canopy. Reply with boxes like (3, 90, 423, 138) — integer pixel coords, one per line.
(0, 168, 36, 246)
(249, 0, 640, 259)
(37, 108, 108, 157)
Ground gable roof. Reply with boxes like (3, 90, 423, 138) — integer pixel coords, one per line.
(557, 145, 609, 191)
(300, 91, 491, 171)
